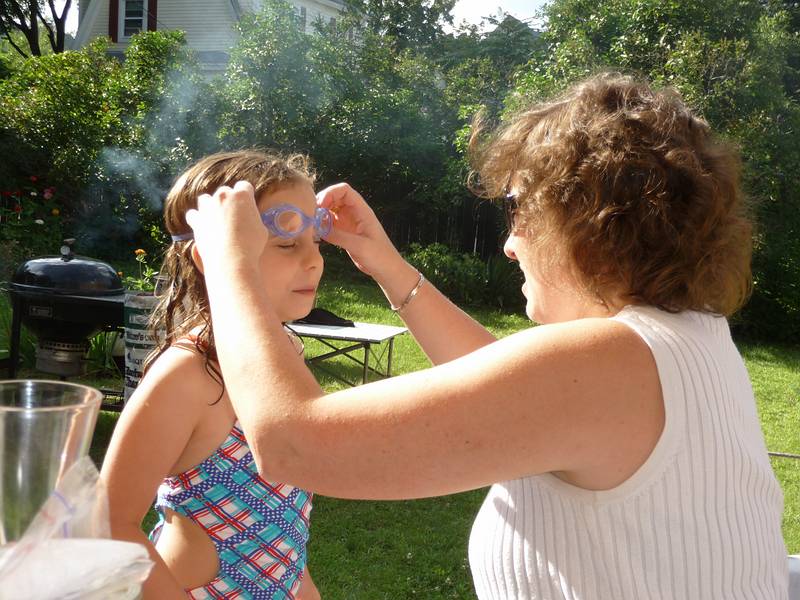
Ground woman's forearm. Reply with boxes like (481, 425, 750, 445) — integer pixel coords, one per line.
(203, 261, 322, 471)
(376, 259, 497, 364)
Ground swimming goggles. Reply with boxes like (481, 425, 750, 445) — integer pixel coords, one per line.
(171, 204, 333, 242)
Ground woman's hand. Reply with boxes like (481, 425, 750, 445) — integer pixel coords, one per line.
(317, 183, 405, 283)
(185, 180, 268, 273)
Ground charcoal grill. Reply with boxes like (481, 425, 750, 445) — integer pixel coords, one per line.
(5, 239, 125, 378)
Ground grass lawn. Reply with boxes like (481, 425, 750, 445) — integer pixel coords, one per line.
(2, 272, 799, 598)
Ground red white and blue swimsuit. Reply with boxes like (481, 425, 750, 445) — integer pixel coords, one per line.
(151, 422, 313, 599)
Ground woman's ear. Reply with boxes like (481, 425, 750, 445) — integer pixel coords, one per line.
(190, 244, 205, 275)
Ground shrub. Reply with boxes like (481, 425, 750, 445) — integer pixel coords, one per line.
(404, 243, 524, 309)
(0, 179, 64, 261)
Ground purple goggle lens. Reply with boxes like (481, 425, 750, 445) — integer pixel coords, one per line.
(172, 204, 333, 242)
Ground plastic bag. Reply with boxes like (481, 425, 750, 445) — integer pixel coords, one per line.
(0, 457, 153, 599)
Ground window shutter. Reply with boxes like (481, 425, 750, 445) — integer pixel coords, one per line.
(147, 0, 157, 31)
(109, 0, 119, 42)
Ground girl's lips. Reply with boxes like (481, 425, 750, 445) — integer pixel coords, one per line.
(293, 288, 317, 294)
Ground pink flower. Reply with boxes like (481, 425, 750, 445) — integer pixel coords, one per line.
(43, 189, 54, 200)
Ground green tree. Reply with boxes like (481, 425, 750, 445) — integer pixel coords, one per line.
(307, 23, 461, 243)
(218, 0, 317, 149)
(84, 30, 215, 257)
(219, 1, 466, 247)
(0, 38, 121, 200)
(0, 0, 73, 57)
(0, 30, 210, 257)
(342, 0, 456, 53)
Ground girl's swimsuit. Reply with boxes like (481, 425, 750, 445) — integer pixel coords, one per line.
(151, 421, 313, 599)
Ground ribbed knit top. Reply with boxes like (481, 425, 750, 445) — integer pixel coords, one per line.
(468, 305, 787, 600)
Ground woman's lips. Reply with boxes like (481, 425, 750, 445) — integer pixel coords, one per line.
(293, 288, 317, 295)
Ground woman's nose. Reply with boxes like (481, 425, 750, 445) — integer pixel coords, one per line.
(503, 235, 518, 261)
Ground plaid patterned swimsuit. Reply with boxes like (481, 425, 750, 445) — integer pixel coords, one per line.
(151, 421, 313, 599)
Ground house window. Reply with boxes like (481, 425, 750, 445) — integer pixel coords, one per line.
(295, 6, 307, 31)
(121, 0, 147, 39)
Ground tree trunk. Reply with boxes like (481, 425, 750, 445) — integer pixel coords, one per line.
(25, 0, 41, 55)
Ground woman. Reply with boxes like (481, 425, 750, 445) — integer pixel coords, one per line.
(185, 74, 787, 598)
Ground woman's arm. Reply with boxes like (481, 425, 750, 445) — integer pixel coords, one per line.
(318, 184, 496, 364)
(100, 349, 208, 600)
(186, 183, 664, 500)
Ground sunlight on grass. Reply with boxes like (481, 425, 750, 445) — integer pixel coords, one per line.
(739, 343, 800, 552)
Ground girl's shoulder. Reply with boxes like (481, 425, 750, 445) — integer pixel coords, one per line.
(131, 342, 225, 414)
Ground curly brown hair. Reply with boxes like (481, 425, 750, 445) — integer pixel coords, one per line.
(471, 73, 753, 316)
(143, 149, 315, 397)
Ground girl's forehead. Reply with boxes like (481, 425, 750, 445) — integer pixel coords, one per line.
(257, 180, 316, 213)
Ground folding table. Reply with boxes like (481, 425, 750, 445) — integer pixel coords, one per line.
(287, 321, 408, 386)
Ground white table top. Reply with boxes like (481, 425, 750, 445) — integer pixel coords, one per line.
(287, 321, 408, 343)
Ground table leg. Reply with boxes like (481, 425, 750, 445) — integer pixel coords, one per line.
(362, 342, 370, 384)
(387, 338, 395, 377)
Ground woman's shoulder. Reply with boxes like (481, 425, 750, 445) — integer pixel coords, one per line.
(510, 313, 653, 366)
(493, 316, 660, 413)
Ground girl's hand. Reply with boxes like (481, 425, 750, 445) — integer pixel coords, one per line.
(317, 183, 404, 283)
(186, 180, 267, 272)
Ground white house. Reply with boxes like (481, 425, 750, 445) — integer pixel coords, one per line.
(71, 0, 345, 73)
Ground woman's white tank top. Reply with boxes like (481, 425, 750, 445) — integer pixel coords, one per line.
(468, 305, 787, 599)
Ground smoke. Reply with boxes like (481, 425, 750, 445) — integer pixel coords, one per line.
(75, 65, 220, 256)
(99, 147, 165, 210)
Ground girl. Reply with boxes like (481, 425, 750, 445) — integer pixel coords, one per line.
(101, 150, 325, 600)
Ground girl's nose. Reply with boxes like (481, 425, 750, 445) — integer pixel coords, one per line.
(304, 241, 324, 271)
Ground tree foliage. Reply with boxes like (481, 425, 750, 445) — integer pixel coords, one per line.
(0, 30, 211, 255)
(341, 0, 456, 52)
(3, 1, 795, 333)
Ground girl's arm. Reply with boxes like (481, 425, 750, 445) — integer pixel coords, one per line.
(186, 183, 664, 500)
(100, 349, 209, 600)
(318, 184, 496, 364)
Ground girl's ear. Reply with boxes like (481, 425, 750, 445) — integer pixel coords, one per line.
(190, 244, 205, 275)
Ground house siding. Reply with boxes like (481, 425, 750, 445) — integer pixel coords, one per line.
(75, 0, 344, 71)
(157, 0, 239, 51)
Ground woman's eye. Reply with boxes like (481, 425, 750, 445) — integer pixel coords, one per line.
(278, 243, 297, 249)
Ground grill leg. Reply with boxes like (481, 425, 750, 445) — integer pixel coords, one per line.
(9, 295, 21, 379)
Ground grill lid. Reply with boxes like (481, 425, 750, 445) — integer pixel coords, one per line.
(11, 239, 124, 297)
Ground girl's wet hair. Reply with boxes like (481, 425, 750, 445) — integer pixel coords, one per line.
(143, 150, 315, 402)
(471, 72, 752, 316)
